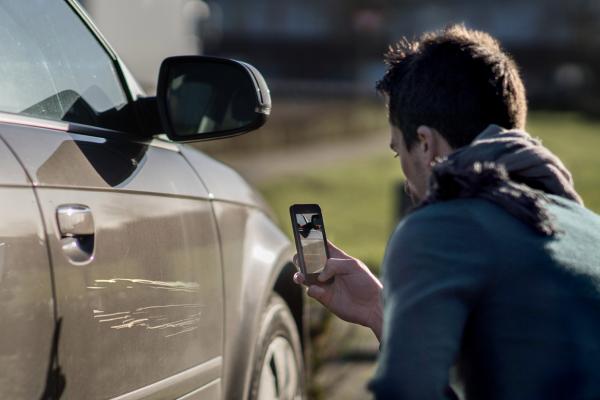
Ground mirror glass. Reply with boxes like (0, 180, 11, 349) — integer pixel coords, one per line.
(165, 61, 259, 137)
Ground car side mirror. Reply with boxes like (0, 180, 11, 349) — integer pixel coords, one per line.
(156, 56, 271, 142)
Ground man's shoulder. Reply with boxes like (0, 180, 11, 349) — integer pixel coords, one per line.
(389, 198, 501, 259)
(390, 197, 539, 262)
(392, 195, 600, 258)
(546, 195, 600, 244)
(398, 197, 504, 236)
(399, 195, 596, 235)
(547, 194, 600, 224)
(383, 198, 501, 286)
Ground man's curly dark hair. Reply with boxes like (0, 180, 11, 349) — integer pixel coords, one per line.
(376, 24, 527, 150)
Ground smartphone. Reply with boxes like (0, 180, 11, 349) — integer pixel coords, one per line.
(290, 204, 332, 285)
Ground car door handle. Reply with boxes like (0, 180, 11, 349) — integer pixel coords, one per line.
(56, 205, 94, 237)
(56, 205, 95, 264)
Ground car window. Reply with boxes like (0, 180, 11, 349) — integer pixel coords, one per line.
(0, 0, 131, 132)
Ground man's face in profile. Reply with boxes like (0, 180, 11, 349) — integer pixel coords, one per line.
(389, 125, 430, 204)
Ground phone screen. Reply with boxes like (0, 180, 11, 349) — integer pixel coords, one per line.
(291, 206, 328, 274)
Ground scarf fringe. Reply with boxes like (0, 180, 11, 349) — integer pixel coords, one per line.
(420, 161, 557, 236)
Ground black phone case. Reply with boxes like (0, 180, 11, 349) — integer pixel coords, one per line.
(289, 204, 331, 283)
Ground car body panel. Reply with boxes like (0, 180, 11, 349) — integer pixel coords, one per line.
(209, 201, 297, 400)
(0, 121, 224, 399)
(179, 145, 304, 399)
(0, 138, 55, 399)
(179, 145, 272, 212)
(110, 359, 221, 400)
(0, 136, 30, 184)
(0, 123, 205, 197)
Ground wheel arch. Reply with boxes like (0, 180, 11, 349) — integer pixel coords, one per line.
(209, 201, 307, 400)
(272, 262, 306, 351)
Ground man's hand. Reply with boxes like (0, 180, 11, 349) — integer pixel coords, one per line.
(293, 242, 384, 342)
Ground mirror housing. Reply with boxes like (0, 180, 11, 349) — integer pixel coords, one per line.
(156, 56, 271, 142)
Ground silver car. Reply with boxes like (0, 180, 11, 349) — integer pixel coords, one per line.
(0, 1, 305, 399)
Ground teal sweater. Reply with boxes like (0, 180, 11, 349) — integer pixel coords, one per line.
(369, 195, 600, 399)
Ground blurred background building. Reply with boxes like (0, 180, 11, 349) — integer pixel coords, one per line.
(81, 0, 600, 112)
(79, 0, 212, 90)
(213, 0, 600, 112)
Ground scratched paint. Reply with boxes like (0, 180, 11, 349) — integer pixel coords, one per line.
(88, 278, 200, 293)
(89, 278, 204, 338)
(93, 305, 203, 337)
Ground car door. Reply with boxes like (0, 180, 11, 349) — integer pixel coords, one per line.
(0, 1, 223, 399)
(0, 137, 56, 399)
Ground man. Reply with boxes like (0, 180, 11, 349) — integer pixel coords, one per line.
(294, 24, 600, 399)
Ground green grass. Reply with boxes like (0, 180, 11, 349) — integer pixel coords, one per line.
(527, 112, 600, 208)
(259, 111, 600, 272)
(260, 153, 402, 271)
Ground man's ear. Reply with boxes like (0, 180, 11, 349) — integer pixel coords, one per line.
(416, 125, 453, 165)
(416, 125, 436, 165)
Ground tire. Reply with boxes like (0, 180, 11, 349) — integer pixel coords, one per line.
(249, 294, 304, 400)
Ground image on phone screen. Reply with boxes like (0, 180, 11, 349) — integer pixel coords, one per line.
(294, 212, 328, 274)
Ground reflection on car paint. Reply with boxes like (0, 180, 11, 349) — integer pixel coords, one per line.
(251, 243, 277, 264)
(0, 243, 5, 275)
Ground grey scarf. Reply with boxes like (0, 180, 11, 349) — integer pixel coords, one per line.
(419, 125, 583, 236)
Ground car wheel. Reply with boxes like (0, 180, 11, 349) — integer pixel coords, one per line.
(249, 294, 304, 400)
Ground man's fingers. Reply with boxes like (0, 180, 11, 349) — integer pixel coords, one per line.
(327, 241, 351, 259)
(292, 254, 299, 267)
(307, 284, 327, 303)
(319, 258, 351, 282)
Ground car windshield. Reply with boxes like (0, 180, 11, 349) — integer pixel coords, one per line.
(0, 0, 130, 131)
